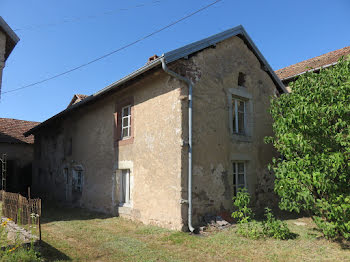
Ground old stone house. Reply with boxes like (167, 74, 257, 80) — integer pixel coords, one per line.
(26, 25, 287, 231)
(276, 46, 350, 91)
(0, 16, 19, 94)
(0, 118, 39, 194)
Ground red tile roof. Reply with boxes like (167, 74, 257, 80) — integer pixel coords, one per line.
(67, 94, 89, 108)
(276, 46, 350, 80)
(0, 118, 40, 144)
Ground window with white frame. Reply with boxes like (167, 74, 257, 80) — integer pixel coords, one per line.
(120, 169, 130, 205)
(121, 105, 131, 139)
(233, 162, 246, 196)
(232, 97, 246, 134)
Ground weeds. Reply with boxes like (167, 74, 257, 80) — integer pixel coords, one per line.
(232, 190, 294, 240)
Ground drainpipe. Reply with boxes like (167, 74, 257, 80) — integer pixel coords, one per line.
(161, 57, 195, 233)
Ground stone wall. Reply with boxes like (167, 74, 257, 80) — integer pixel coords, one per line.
(172, 35, 280, 225)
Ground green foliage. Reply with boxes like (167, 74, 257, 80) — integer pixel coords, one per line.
(232, 191, 293, 240)
(262, 208, 292, 240)
(232, 188, 253, 223)
(236, 221, 263, 239)
(267, 57, 350, 239)
(0, 247, 41, 262)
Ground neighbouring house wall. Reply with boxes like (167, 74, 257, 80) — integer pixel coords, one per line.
(173, 36, 280, 225)
(0, 143, 34, 193)
(33, 70, 185, 230)
(0, 31, 6, 92)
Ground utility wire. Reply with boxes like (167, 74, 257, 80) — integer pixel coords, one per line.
(13, 0, 162, 32)
(2, 0, 222, 95)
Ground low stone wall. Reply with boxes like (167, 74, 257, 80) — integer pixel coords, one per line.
(1, 217, 38, 244)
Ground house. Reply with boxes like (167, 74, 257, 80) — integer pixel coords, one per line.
(0, 118, 39, 194)
(25, 25, 287, 231)
(275, 46, 350, 92)
(0, 16, 19, 95)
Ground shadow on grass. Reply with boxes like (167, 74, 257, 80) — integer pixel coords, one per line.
(41, 200, 113, 224)
(37, 240, 71, 261)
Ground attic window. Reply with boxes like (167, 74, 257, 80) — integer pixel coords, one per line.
(238, 72, 246, 87)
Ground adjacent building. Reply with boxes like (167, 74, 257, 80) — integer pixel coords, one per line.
(25, 25, 287, 230)
(0, 16, 19, 95)
(275, 46, 350, 91)
(0, 118, 39, 194)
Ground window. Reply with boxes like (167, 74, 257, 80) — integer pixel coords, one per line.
(232, 97, 245, 134)
(114, 97, 134, 146)
(120, 169, 130, 205)
(238, 72, 246, 87)
(72, 166, 83, 193)
(121, 105, 131, 139)
(233, 162, 246, 196)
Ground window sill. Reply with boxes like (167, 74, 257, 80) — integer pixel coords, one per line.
(115, 137, 134, 146)
(231, 133, 252, 143)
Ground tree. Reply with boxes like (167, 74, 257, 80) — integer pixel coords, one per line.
(267, 57, 350, 239)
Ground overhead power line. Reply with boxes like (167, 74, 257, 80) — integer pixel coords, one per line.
(13, 0, 162, 32)
(3, 0, 222, 95)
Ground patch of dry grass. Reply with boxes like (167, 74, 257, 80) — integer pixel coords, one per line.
(38, 203, 350, 262)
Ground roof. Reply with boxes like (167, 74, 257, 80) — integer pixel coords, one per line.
(276, 46, 350, 81)
(67, 94, 89, 108)
(0, 16, 20, 60)
(25, 25, 287, 136)
(0, 118, 39, 144)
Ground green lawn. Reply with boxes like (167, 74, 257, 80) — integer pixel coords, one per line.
(35, 203, 350, 262)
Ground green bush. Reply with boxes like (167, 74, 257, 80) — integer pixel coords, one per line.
(236, 221, 263, 240)
(262, 208, 292, 240)
(232, 188, 253, 224)
(267, 57, 350, 239)
(232, 191, 294, 240)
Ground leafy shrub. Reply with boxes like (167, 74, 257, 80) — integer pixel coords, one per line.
(232, 191, 293, 240)
(262, 208, 292, 240)
(236, 221, 263, 239)
(232, 188, 253, 224)
(267, 57, 350, 239)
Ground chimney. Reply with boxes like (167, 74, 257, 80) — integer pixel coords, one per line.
(147, 54, 159, 64)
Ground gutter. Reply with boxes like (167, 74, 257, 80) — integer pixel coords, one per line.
(161, 57, 195, 233)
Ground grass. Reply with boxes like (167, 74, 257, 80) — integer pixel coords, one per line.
(34, 202, 350, 262)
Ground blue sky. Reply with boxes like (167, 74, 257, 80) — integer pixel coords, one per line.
(1, 0, 349, 122)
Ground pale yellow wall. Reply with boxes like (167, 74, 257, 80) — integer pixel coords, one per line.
(33, 70, 185, 230)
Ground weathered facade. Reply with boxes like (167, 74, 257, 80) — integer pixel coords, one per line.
(0, 16, 19, 94)
(27, 26, 286, 230)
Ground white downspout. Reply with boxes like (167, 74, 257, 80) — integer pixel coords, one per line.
(161, 57, 195, 233)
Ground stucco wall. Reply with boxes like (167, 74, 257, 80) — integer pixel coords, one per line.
(172, 36, 280, 225)
(33, 70, 185, 230)
(33, 35, 280, 230)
